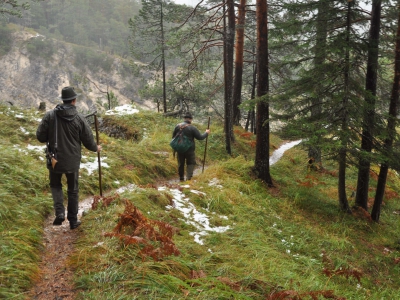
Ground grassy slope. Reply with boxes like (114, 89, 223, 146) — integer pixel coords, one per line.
(0, 104, 399, 299)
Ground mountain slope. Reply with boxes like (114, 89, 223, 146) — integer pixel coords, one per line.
(0, 28, 154, 112)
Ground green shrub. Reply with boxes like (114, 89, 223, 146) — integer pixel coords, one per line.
(0, 26, 12, 57)
(73, 46, 113, 73)
(26, 37, 55, 60)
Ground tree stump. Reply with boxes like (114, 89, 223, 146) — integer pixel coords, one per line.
(38, 102, 46, 111)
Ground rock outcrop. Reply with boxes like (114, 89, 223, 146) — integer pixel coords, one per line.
(0, 30, 155, 112)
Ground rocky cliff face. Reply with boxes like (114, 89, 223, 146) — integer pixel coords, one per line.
(0, 30, 155, 112)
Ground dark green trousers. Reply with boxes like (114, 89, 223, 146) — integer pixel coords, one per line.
(177, 149, 196, 180)
(49, 170, 79, 222)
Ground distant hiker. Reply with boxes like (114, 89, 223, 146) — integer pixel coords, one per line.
(36, 86, 102, 229)
(172, 112, 210, 181)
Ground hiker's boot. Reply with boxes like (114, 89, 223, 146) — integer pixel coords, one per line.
(53, 213, 65, 226)
(51, 187, 65, 225)
(186, 164, 195, 180)
(70, 220, 81, 230)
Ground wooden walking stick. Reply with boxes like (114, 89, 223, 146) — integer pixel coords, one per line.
(202, 117, 211, 173)
(93, 113, 103, 196)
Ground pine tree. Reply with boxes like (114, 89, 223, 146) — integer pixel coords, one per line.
(268, 0, 374, 209)
(232, 0, 247, 126)
(355, 0, 383, 210)
(371, 2, 400, 222)
(129, 0, 172, 113)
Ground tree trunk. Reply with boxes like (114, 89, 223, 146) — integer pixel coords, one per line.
(371, 3, 400, 222)
(251, 61, 257, 134)
(160, 1, 167, 113)
(246, 55, 257, 132)
(254, 0, 273, 186)
(232, 0, 246, 126)
(338, 0, 352, 213)
(223, 3, 231, 154)
(245, 110, 251, 131)
(308, 0, 328, 165)
(251, 109, 256, 134)
(224, 0, 235, 154)
(355, 0, 382, 209)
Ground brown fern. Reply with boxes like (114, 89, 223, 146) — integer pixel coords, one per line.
(104, 200, 180, 261)
(351, 206, 372, 222)
(190, 270, 207, 280)
(92, 194, 118, 210)
(321, 251, 362, 283)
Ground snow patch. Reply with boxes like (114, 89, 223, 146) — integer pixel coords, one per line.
(20, 127, 29, 135)
(161, 187, 230, 245)
(105, 104, 139, 116)
(80, 156, 110, 175)
(27, 144, 46, 152)
(116, 184, 138, 194)
(269, 140, 302, 165)
(208, 178, 223, 189)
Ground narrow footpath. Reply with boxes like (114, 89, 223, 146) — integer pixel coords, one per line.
(28, 196, 93, 300)
(27, 141, 300, 299)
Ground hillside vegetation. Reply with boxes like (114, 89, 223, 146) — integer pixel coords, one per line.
(1, 104, 400, 299)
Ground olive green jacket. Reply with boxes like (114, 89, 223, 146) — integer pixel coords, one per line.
(36, 104, 98, 173)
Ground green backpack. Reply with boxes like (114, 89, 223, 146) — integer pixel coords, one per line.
(170, 124, 192, 153)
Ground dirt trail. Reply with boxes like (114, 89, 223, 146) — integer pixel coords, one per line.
(28, 196, 93, 300)
(27, 140, 299, 299)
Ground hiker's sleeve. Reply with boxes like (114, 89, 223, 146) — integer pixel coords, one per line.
(79, 116, 98, 152)
(36, 112, 50, 143)
(193, 127, 208, 140)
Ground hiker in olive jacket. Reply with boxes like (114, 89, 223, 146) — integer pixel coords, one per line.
(36, 86, 101, 229)
(172, 112, 210, 181)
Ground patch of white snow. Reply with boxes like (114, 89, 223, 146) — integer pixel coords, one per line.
(269, 140, 302, 165)
(105, 104, 139, 116)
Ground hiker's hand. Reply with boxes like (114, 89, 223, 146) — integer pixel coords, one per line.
(206, 129, 210, 134)
(97, 145, 102, 152)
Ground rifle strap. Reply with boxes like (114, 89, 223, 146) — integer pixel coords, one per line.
(174, 123, 190, 138)
(54, 109, 58, 159)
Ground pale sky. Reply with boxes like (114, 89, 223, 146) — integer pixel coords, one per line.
(173, 0, 197, 6)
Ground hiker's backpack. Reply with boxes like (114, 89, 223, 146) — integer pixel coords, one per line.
(170, 124, 192, 153)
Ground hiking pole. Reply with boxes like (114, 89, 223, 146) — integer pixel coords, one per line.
(202, 117, 211, 173)
(93, 112, 103, 197)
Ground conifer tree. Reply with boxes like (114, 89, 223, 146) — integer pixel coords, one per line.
(268, 0, 371, 210)
(371, 2, 400, 222)
(172, 0, 236, 153)
(129, 0, 171, 113)
(355, 0, 382, 210)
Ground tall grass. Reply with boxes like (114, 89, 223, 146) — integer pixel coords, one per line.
(71, 114, 400, 299)
(0, 106, 52, 298)
(1, 104, 400, 299)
